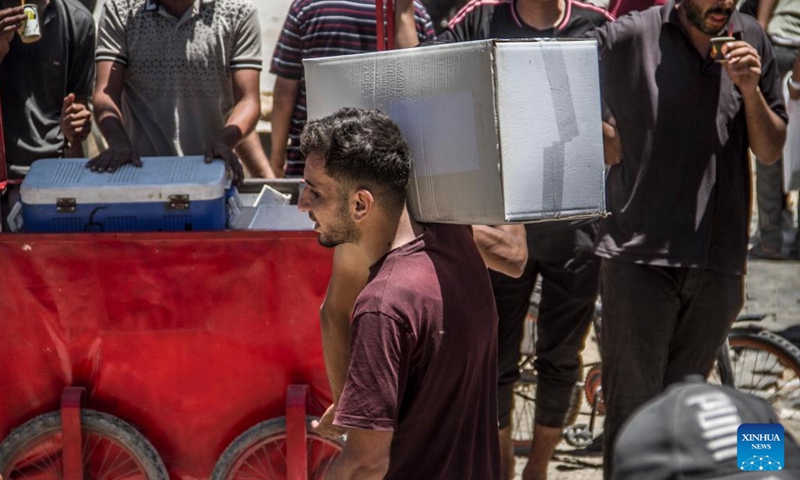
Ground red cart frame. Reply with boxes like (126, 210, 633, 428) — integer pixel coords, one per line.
(0, 229, 337, 479)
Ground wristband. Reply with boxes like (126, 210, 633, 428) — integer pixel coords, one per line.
(788, 76, 800, 90)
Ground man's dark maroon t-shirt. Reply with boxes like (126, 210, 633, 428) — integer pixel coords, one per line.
(334, 223, 500, 479)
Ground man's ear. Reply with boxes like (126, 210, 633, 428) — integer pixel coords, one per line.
(351, 188, 374, 222)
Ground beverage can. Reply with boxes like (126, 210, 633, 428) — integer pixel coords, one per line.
(18, 4, 41, 44)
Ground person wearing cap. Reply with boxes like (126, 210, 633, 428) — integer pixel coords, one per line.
(90, 0, 271, 182)
(614, 376, 800, 479)
(0, 0, 95, 225)
(591, 0, 787, 477)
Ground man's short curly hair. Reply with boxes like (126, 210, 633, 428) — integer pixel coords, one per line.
(300, 108, 412, 209)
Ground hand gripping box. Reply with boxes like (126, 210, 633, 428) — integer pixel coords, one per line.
(304, 39, 606, 224)
(20, 157, 228, 233)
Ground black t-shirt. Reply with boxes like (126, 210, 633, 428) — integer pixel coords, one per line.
(591, 2, 788, 274)
(438, 0, 613, 242)
(440, 0, 613, 41)
(0, 0, 96, 175)
(335, 224, 500, 480)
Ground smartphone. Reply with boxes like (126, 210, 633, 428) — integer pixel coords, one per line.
(711, 36, 735, 62)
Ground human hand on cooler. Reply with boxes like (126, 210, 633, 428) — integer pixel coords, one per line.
(60, 94, 92, 144)
(205, 139, 244, 184)
(87, 142, 142, 173)
(0, 6, 24, 64)
(722, 41, 762, 95)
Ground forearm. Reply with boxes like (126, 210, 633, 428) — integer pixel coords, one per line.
(325, 430, 392, 480)
(269, 81, 297, 177)
(320, 304, 351, 402)
(94, 97, 133, 150)
(743, 87, 787, 163)
(321, 244, 370, 401)
(472, 225, 527, 278)
(325, 457, 388, 480)
(395, 4, 420, 49)
(219, 99, 260, 150)
(756, 0, 778, 30)
(235, 130, 275, 178)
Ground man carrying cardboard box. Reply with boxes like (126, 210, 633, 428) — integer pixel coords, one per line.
(396, 1, 614, 478)
(298, 107, 502, 479)
(591, 0, 787, 477)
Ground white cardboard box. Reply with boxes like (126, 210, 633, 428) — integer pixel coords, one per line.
(304, 39, 606, 224)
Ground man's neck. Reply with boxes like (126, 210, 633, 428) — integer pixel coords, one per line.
(516, 0, 567, 31)
(160, 0, 194, 18)
(677, 4, 713, 58)
(361, 207, 424, 267)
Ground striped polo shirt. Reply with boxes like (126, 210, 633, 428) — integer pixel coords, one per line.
(96, 0, 262, 157)
(271, 0, 435, 177)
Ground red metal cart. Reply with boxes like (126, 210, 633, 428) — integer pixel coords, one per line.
(0, 226, 339, 479)
(0, 1, 411, 474)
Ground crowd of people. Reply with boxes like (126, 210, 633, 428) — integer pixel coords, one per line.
(1, 0, 799, 479)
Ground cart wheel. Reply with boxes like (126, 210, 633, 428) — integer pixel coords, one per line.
(212, 416, 343, 480)
(0, 409, 168, 479)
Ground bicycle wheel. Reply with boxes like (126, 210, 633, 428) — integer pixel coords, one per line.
(0, 409, 168, 479)
(511, 357, 583, 456)
(713, 329, 800, 434)
(583, 364, 605, 415)
(511, 357, 537, 455)
(211, 416, 343, 480)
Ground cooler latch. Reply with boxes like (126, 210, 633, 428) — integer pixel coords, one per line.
(56, 198, 77, 213)
(168, 194, 190, 210)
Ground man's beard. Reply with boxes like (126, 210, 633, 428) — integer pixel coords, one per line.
(683, 0, 733, 36)
(316, 201, 359, 248)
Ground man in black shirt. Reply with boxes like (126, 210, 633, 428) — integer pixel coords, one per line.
(592, 0, 786, 477)
(0, 0, 94, 228)
(399, 1, 613, 478)
(0, 0, 94, 172)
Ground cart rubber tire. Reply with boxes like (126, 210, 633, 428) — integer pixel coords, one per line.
(212, 416, 343, 480)
(0, 409, 168, 480)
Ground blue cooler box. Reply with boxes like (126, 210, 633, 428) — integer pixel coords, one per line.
(20, 157, 228, 233)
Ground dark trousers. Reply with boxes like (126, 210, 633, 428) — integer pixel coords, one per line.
(494, 221, 600, 429)
(754, 44, 799, 251)
(599, 259, 744, 479)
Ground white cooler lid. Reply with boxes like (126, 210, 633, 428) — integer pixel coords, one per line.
(21, 157, 227, 205)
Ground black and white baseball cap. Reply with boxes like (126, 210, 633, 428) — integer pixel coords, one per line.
(613, 376, 800, 480)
